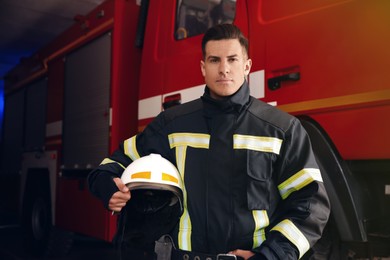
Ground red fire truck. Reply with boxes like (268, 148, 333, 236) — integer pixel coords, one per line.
(1, 0, 389, 258)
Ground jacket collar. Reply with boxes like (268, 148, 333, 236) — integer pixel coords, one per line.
(201, 80, 251, 115)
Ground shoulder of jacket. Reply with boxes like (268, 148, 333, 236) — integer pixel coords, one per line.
(162, 98, 203, 122)
(247, 97, 297, 132)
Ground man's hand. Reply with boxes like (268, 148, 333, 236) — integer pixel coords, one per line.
(108, 178, 131, 212)
(229, 249, 255, 260)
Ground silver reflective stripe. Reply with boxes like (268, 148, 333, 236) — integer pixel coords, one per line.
(124, 135, 140, 161)
(233, 134, 282, 154)
(169, 133, 210, 250)
(252, 210, 269, 248)
(271, 219, 310, 258)
(169, 133, 210, 149)
(99, 158, 125, 169)
(278, 168, 323, 199)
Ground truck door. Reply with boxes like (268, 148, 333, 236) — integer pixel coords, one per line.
(246, 0, 390, 256)
(247, 0, 390, 161)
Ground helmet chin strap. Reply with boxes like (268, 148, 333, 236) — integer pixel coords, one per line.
(132, 189, 179, 214)
(169, 195, 178, 206)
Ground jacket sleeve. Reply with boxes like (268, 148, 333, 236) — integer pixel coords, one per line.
(87, 112, 172, 209)
(253, 118, 330, 259)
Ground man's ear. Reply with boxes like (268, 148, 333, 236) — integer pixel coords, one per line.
(200, 60, 206, 77)
(244, 59, 252, 76)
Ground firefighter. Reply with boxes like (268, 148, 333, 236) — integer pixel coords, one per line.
(88, 24, 330, 259)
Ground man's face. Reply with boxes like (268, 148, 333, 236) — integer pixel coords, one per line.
(201, 39, 252, 99)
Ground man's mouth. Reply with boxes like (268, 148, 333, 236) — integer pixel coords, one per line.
(216, 78, 232, 83)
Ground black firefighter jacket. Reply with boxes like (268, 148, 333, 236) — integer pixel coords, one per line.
(88, 81, 330, 259)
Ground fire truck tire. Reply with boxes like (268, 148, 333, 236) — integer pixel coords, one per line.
(21, 171, 73, 257)
(22, 174, 52, 256)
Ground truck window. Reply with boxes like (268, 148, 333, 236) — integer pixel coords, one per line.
(175, 0, 236, 40)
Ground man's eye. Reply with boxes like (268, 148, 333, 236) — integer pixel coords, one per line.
(210, 59, 218, 63)
(228, 58, 238, 62)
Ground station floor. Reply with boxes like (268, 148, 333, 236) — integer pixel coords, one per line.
(0, 209, 117, 260)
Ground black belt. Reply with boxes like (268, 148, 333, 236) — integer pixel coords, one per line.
(155, 235, 242, 260)
(172, 249, 241, 260)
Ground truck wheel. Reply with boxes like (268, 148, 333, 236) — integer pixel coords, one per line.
(22, 173, 74, 257)
(22, 186, 52, 256)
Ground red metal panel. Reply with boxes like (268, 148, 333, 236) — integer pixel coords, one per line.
(247, 0, 390, 159)
(56, 177, 116, 241)
(311, 104, 390, 160)
(110, 0, 141, 152)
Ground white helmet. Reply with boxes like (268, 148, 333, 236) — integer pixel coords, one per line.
(119, 154, 183, 251)
(121, 153, 183, 210)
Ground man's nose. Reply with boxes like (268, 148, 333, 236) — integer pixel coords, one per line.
(219, 60, 229, 75)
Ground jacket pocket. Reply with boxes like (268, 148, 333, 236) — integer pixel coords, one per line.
(246, 151, 275, 210)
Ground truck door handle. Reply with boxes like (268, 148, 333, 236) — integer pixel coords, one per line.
(163, 93, 181, 110)
(268, 72, 300, 90)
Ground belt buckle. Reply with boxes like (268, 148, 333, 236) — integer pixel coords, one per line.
(216, 254, 237, 260)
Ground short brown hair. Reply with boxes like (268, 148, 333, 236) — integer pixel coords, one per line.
(201, 24, 249, 58)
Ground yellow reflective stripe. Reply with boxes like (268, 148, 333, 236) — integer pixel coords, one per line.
(175, 146, 192, 250)
(168, 133, 210, 149)
(278, 168, 323, 199)
(124, 135, 140, 161)
(131, 171, 151, 179)
(171, 136, 210, 250)
(252, 210, 269, 248)
(99, 158, 126, 169)
(271, 219, 310, 258)
(253, 229, 266, 248)
(233, 134, 283, 154)
(162, 172, 178, 184)
(178, 209, 192, 250)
